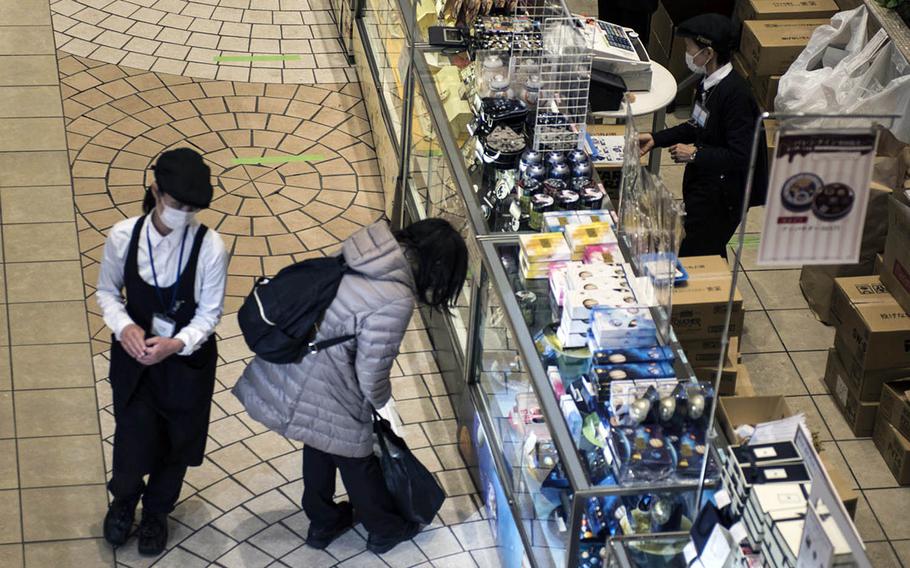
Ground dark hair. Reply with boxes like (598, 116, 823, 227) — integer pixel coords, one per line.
(395, 218, 468, 312)
(142, 186, 156, 214)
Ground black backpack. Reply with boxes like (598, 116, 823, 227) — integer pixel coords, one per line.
(238, 256, 355, 364)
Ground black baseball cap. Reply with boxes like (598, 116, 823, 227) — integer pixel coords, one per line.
(677, 13, 737, 57)
(152, 148, 213, 209)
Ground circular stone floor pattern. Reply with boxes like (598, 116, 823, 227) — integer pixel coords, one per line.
(50, 0, 357, 83)
(58, 53, 386, 354)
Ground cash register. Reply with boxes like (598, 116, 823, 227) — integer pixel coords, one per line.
(585, 19, 653, 91)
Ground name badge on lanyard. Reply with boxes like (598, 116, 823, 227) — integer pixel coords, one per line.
(147, 222, 189, 338)
(692, 101, 710, 128)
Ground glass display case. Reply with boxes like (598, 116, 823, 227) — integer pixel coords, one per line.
(348, 1, 876, 567)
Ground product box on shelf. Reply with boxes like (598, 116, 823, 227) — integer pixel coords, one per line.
(833, 297, 910, 371)
(739, 19, 830, 76)
(879, 379, 910, 443)
(824, 349, 879, 437)
(734, 0, 838, 21)
(873, 415, 910, 485)
(563, 288, 638, 320)
(881, 193, 910, 315)
(830, 275, 893, 327)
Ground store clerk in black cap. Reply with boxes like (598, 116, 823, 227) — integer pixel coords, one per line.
(96, 147, 229, 556)
(639, 14, 768, 258)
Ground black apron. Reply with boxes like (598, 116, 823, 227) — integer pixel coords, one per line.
(110, 215, 217, 471)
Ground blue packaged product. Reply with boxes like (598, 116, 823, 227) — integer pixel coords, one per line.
(590, 306, 657, 346)
(591, 362, 676, 383)
(589, 344, 675, 365)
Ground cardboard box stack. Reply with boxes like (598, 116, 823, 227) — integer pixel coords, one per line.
(880, 191, 910, 315)
(874, 379, 910, 484)
(735, 0, 835, 111)
(672, 256, 745, 395)
(825, 275, 910, 437)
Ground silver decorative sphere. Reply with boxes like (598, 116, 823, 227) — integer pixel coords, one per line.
(688, 393, 706, 420)
(629, 398, 651, 423)
(658, 397, 676, 422)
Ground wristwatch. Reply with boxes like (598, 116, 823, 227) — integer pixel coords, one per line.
(689, 146, 698, 163)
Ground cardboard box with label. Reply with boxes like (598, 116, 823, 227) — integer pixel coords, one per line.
(834, 298, 910, 372)
(882, 193, 910, 315)
(740, 19, 830, 76)
(736, 0, 838, 21)
(672, 278, 745, 339)
(873, 415, 910, 485)
(824, 349, 879, 436)
(694, 337, 740, 395)
(879, 379, 910, 442)
(830, 275, 894, 327)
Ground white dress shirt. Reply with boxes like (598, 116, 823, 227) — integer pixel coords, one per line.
(702, 62, 733, 91)
(97, 215, 229, 356)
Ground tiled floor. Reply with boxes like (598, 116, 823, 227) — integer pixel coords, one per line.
(1, 0, 908, 565)
(0, 0, 496, 566)
(50, 0, 357, 83)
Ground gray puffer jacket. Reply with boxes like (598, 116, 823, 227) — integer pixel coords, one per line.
(233, 222, 415, 458)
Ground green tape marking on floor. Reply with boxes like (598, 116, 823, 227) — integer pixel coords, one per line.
(214, 54, 301, 62)
(232, 154, 325, 165)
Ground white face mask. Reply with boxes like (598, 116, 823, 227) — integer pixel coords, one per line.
(686, 48, 708, 75)
(159, 203, 196, 230)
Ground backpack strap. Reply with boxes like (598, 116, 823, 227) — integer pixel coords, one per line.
(308, 334, 355, 355)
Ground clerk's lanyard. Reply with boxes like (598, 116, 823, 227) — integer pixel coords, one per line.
(147, 222, 188, 315)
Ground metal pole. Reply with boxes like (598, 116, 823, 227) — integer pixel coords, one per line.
(391, 39, 416, 231)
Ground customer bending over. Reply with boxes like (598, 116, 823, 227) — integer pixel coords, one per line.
(234, 219, 468, 554)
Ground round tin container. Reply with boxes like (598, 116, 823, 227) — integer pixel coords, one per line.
(781, 173, 824, 212)
(812, 182, 855, 221)
(549, 162, 571, 181)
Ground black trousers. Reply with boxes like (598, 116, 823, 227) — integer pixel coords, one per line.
(109, 462, 187, 515)
(108, 381, 190, 515)
(302, 445, 409, 539)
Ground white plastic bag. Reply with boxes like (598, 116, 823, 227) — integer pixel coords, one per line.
(376, 398, 404, 436)
(775, 6, 869, 112)
(776, 5, 910, 143)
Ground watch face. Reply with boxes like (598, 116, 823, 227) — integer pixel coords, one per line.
(812, 182, 855, 221)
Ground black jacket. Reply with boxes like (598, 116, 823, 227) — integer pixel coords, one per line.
(652, 68, 768, 210)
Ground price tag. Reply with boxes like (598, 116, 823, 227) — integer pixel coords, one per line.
(754, 447, 778, 459)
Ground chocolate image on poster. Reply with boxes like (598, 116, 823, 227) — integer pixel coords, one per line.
(757, 130, 878, 266)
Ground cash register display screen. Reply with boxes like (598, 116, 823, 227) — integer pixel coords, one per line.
(444, 29, 461, 43)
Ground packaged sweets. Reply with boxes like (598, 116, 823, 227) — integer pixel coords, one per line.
(559, 308, 590, 334)
(590, 306, 657, 346)
(542, 211, 580, 233)
(565, 263, 631, 292)
(519, 232, 571, 263)
(565, 222, 617, 255)
(584, 242, 624, 264)
(564, 289, 639, 320)
(591, 361, 676, 383)
(590, 345, 674, 365)
(557, 324, 588, 348)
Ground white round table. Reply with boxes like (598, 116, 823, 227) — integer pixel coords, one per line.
(591, 62, 679, 173)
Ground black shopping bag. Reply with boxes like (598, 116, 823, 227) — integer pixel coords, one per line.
(372, 409, 445, 525)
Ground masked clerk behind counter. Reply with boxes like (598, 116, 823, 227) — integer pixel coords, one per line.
(639, 14, 769, 258)
(96, 148, 229, 557)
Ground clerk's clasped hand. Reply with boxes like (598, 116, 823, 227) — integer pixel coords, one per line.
(139, 336, 185, 366)
(669, 144, 697, 163)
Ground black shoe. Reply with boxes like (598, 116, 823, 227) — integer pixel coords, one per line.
(306, 501, 354, 549)
(367, 522, 421, 555)
(103, 499, 137, 547)
(136, 512, 168, 557)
